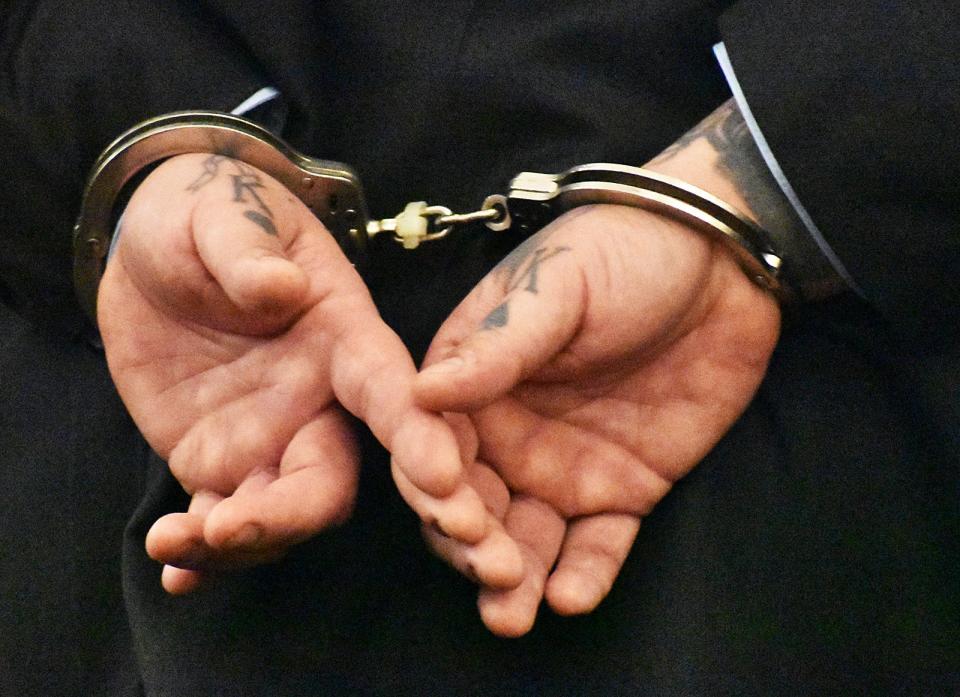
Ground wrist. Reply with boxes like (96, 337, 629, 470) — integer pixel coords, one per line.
(646, 137, 755, 223)
(647, 101, 848, 301)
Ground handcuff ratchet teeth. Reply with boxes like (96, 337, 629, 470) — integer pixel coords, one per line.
(73, 111, 783, 322)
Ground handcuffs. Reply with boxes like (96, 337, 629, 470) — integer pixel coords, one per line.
(73, 111, 785, 321)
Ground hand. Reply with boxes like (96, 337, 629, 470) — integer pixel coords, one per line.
(410, 204, 781, 636)
(99, 154, 489, 592)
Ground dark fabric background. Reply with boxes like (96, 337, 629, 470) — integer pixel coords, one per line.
(721, 0, 960, 342)
(0, 1, 957, 695)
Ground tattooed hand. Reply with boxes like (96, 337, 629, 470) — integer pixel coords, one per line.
(408, 102, 788, 636)
(98, 153, 491, 592)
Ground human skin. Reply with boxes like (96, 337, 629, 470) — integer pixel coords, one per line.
(409, 203, 781, 636)
(98, 101, 805, 627)
(98, 153, 510, 592)
(407, 100, 814, 637)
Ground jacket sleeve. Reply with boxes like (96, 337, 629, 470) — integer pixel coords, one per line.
(0, 1, 271, 336)
(719, 0, 960, 340)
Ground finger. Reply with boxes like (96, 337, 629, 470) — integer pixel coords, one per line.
(467, 460, 511, 520)
(477, 496, 566, 638)
(391, 461, 489, 544)
(545, 513, 640, 616)
(146, 490, 222, 566)
(185, 155, 312, 320)
(415, 240, 585, 412)
(441, 413, 510, 516)
(168, 400, 293, 496)
(409, 458, 518, 584)
(192, 191, 309, 319)
(147, 490, 286, 578)
(202, 409, 359, 551)
(120, 153, 312, 334)
(146, 490, 220, 594)
(160, 565, 211, 595)
(161, 543, 286, 576)
(444, 412, 480, 470)
(327, 295, 466, 499)
(422, 517, 524, 590)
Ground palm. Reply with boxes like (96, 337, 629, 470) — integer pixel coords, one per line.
(474, 278, 776, 517)
(99, 154, 481, 593)
(101, 238, 350, 494)
(414, 205, 780, 635)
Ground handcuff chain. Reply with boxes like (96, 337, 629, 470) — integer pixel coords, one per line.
(72, 111, 786, 323)
(366, 194, 510, 249)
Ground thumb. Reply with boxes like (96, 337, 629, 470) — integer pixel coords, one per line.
(120, 153, 310, 333)
(188, 160, 310, 325)
(415, 238, 585, 412)
(192, 200, 308, 318)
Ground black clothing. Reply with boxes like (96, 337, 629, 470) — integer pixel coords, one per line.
(1, 2, 957, 695)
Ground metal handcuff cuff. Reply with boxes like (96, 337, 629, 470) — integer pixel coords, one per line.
(73, 111, 785, 321)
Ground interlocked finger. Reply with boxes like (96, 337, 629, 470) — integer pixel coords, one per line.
(392, 462, 492, 544)
(476, 496, 566, 638)
(423, 519, 524, 590)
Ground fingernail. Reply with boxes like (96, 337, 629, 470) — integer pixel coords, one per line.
(226, 523, 262, 548)
(421, 356, 465, 376)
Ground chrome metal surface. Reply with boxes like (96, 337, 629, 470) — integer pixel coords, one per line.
(504, 163, 784, 296)
(73, 111, 369, 322)
(74, 112, 784, 323)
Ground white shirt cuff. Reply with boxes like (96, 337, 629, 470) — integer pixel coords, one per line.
(231, 86, 281, 116)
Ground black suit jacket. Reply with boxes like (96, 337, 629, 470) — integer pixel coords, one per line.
(1, 2, 957, 695)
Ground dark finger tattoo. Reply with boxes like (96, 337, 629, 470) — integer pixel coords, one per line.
(506, 246, 570, 294)
(480, 230, 571, 330)
(186, 155, 280, 238)
(648, 99, 846, 298)
(243, 210, 278, 236)
(185, 154, 226, 192)
(481, 302, 510, 330)
(229, 161, 273, 219)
